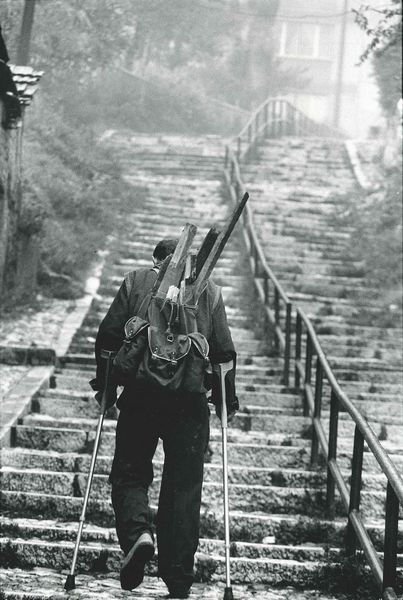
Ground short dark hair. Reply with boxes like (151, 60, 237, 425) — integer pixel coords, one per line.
(153, 239, 178, 261)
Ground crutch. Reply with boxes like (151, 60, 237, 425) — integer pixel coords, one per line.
(64, 349, 116, 591)
(214, 360, 235, 600)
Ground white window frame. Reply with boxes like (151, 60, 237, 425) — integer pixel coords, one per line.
(279, 21, 333, 60)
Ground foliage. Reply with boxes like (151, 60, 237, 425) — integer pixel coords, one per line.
(353, 1, 402, 62)
(333, 165, 402, 327)
(353, 1, 402, 117)
(1, 0, 133, 76)
(0, 0, 301, 301)
(372, 37, 402, 117)
(21, 94, 143, 298)
(59, 68, 240, 135)
(0, 0, 297, 112)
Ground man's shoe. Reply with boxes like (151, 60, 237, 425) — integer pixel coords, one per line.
(168, 583, 191, 598)
(120, 531, 155, 590)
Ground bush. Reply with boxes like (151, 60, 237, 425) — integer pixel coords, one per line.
(58, 68, 239, 135)
(21, 93, 144, 299)
(333, 165, 402, 327)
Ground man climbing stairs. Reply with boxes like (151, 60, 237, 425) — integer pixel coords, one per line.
(0, 132, 401, 599)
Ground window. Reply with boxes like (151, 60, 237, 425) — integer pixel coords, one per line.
(279, 22, 335, 60)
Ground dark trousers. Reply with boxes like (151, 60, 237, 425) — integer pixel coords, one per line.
(109, 384, 210, 588)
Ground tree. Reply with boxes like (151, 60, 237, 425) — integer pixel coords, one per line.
(353, 1, 402, 117)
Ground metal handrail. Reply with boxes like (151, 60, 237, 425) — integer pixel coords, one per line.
(223, 97, 402, 600)
(231, 96, 343, 164)
(296, 308, 403, 505)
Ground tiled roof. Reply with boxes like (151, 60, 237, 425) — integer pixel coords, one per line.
(10, 65, 43, 106)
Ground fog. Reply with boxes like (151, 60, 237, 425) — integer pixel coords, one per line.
(1, 0, 399, 138)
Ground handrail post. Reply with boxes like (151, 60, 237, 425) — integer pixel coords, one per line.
(262, 272, 270, 338)
(274, 287, 280, 354)
(246, 123, 252, 160)
(235, 178, 240, 200)
(326, 389, 339, 516)
(253, 244, 259, 278)
(224, 146, 229, 169)
(289, 103, 294, 135)
(294, 312, 302, 389)
(383, 481, 399, 593)
(264, 102, 269, 138)
(287, 102, 294, 135)
(274, 99, 279, 137)
(279, 100, 284, 136)
(303, 335, 313, 417)
(310, 359, 323, 465)
(345, 425, 364, 556)
(271, 100, 275, 137)
(283, 302, 292, 387)
(263, 272, 269, 306)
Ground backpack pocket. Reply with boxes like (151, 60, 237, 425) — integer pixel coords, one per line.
(136, 327, 191, 390)
(181, 333, 210, 393)
(113, 316, 149, 386)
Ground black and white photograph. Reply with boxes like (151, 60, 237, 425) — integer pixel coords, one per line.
(0, 1, 402, 599)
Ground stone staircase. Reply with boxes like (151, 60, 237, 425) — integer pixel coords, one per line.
(0, 133, 402, 599)
(241, 136, 403, 441)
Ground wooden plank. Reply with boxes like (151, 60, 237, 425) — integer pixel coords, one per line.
(155, 223, 197, 298)
(195, 227, 220, 279)
(190, 192, 249, 300)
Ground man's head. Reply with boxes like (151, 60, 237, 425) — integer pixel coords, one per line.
(153, 239, 178, 266)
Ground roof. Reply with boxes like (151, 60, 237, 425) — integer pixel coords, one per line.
(9, 65, 44, 106)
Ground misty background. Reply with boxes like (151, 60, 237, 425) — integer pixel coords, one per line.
(0, 0, 401, 311)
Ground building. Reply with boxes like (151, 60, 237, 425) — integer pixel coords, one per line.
(273, 0, 384, 137)
(0, 65, 42, 303)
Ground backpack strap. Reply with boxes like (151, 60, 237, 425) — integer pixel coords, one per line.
(124, 269, 157, 320)
(212, 284, 221, 312)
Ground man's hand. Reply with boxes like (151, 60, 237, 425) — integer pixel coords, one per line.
(211, 361, 239, 422)
(94, 383, 117, 411)
(214, 393, 239, 422)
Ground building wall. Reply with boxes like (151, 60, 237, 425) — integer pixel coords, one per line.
(274, 0, 384, 137)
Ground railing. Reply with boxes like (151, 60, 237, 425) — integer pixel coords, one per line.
(223, 97, 403, 600)
(230, 96, 343, 164)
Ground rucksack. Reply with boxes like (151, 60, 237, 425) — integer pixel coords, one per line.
(112, 276, 220, 392)
(112, 192, 249, 393)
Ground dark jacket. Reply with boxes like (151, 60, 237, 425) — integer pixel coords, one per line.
(94, 268, 236, 395)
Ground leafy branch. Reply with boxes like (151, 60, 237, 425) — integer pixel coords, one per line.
(353, 2, 402, 62)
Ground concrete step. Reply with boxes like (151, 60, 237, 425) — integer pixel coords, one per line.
(0, 485, 396, 551)
(0, 517, 338, 563)
(11, 425, 312, 469)
(0, 536, 346, 588)
(7, 421, 403, 474)
(1, 445, 390, 493)
(0, 567, 372, 600)
(1, 488, 402, 547)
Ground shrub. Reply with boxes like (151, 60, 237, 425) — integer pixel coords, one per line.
(21, 94, 143, 299)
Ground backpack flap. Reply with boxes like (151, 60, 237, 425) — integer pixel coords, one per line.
(124, 315, 149, 339)
(188, 332, 209, 358)
(148, 327, 192, 364)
